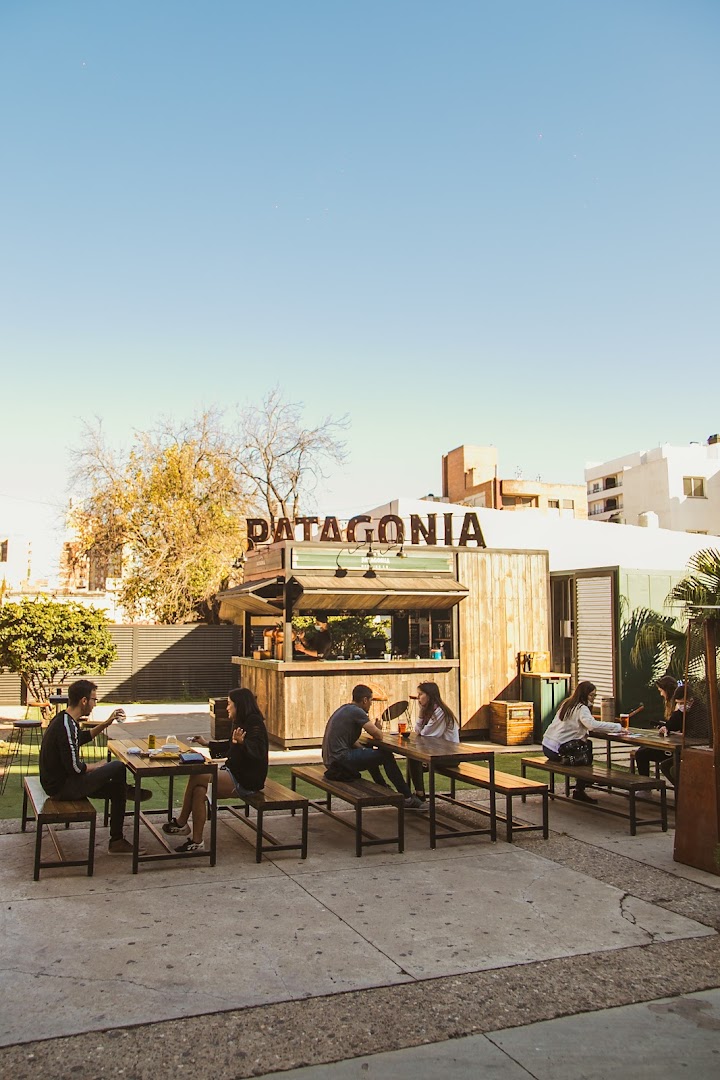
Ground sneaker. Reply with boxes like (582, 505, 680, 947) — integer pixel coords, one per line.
(175, 838, 204, 853)
(126, 785, 153, 803)
(108, 838, 135, 854)
(161, 817, 190, 835)
(572, 788, 597, 804)
(404, 795, 426, 809)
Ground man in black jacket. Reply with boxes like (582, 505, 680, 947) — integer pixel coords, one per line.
(39, 679, 149, 854)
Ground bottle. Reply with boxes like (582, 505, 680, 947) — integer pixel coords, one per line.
(148, 733, 156, 750)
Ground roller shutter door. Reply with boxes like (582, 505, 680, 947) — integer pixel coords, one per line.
(575, 574, 615, 697)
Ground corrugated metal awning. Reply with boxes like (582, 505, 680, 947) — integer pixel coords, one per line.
(290, 574, 468, 612)
(217, 578, 284, 618)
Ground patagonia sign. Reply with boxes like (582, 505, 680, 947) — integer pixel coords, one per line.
(245, 513, 485, 550)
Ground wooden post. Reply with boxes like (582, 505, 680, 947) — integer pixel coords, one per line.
(704, 617, 719, 838)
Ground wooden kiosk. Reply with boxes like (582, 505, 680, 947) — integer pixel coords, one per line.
(218, 534, 550, 748)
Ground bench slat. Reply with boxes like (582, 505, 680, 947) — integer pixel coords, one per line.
(291, 765, 404, 856)
(22, 777, 96, 880)
(443, 763, 547, 794)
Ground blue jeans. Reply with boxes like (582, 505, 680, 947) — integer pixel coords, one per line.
(340, 746, 412, 798)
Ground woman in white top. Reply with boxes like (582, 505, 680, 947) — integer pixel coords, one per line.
(409, 681, 459, 800)
(542, 681, 622, 804)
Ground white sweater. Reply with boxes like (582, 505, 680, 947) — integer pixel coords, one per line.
(415, 705, 459, 742)
(543, 703, 622, 754)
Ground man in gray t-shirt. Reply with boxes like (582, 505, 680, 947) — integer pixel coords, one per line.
(322, 685, 422, 808)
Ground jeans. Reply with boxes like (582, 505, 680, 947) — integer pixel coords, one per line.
(56, 760, 127, 841)
(340, 746, 412, 798)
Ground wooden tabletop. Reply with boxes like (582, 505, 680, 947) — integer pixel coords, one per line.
(108, 738, 217, 775)
(595, 729, 704, 751)
(370, 732, 494, 764)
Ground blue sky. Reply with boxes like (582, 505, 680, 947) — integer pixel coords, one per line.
(1, 1, 719, 574)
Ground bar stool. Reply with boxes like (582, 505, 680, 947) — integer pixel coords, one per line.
(0, 720, 43, 794)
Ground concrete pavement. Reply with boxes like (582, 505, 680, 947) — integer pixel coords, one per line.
(0, 703, 718, 1078)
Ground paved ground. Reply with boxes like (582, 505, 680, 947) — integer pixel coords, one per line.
(0, 704, 718, 1078)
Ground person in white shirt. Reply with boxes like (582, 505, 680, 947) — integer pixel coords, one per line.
(542, 681, 622, 804)
(409, 681, 459, 800)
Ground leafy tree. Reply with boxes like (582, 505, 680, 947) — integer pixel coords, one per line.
(0, 599, 117, 715)
(236, 387, 348, 520)
(71, 412, 252, 623)
(631, 548, 720, 702)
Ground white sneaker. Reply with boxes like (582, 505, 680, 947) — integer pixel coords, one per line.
(175, 838, 204, 852)
(162, 818, 190, 835)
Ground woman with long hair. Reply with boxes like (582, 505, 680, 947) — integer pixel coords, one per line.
(654, 682, 709, 789)
(655, 675, 679, 723)
(409, 681, 458, 800)
(162, 687, 269, 852)
(634, 675, 680, 778)
(542, 681, 623, 803)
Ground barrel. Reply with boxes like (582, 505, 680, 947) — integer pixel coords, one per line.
(600, 697, 615, 723)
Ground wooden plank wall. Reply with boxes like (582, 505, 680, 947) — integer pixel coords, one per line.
(456, 550, 550, 731)
(238, 661, 459, 746)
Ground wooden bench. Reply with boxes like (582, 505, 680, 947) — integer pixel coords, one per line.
(291, 765, 404, 857)
(21, 776, 97, 880)
(438, 763, 549, 843)
(520, 756, 667, 835)
(220, 778, 309, 862)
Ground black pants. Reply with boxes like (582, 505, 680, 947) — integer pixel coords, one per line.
(408, 759, 426, 794)
(542, 742, 592, 792)
(634, 746, 673, 777)
(55, 760, 127, 841)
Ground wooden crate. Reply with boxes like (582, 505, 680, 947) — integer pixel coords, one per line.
(209, 697, 232, 741)
(489, 701, 534, 745)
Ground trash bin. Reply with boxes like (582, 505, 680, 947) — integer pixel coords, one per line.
(521, 673, 572, 742)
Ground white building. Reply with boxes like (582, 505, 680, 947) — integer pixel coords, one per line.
(585, 435, 720, 533)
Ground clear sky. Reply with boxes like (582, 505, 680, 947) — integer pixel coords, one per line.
(1, 1, 719, 577)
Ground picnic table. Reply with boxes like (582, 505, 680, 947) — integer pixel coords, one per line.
(108, 738, 219, 873)
(371, 731, 497, 848)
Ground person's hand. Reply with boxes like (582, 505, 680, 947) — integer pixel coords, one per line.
(188, 735, 209, 747)
(658, 725, 668, 738)
(108, 709, 125, 725)
(232, 727, 246, 745)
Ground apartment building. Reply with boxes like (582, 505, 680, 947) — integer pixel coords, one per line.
(585, 434, 720, 533)
(441, 445, 587, 518)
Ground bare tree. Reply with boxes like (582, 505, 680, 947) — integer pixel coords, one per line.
(236, 387, 348, 520)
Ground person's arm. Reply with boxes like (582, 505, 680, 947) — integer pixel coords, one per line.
(665, 709, 683, 733)
(85, 707, 126, 741)
(233, 724, 268, 762)
(580, 705, 622, 734)
(362, 718, 384, 742)
(59, 715, 87, 777)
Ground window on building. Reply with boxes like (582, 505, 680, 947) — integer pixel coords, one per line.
(0, 539, 7, 562)
(519, 497, 537, 507)
(683, 476, 706, 498)
(562, 499, 574, 510)
(501, 496, 517, 507)
(548, 499, 560, 509)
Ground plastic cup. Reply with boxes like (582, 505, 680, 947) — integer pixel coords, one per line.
(398, 721, 407, 734)
(620, 714, 630, 729)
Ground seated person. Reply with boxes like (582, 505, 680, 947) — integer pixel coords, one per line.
(39, 678, 150, 854)
(293, 618, 332, 659)
(634, 675, 682, 778)
(652, 683, 709, 789)
(542, 681, 622, 804)
(322, 683, 423, 808)
(163, 687, 269, 852)
(408, 681, 459, 800)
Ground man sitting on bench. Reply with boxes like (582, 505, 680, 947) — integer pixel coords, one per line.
(322, 684, 424, 809)
(39, 679, 150, 854)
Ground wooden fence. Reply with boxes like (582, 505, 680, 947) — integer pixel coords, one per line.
(0, 624, 241, 705)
